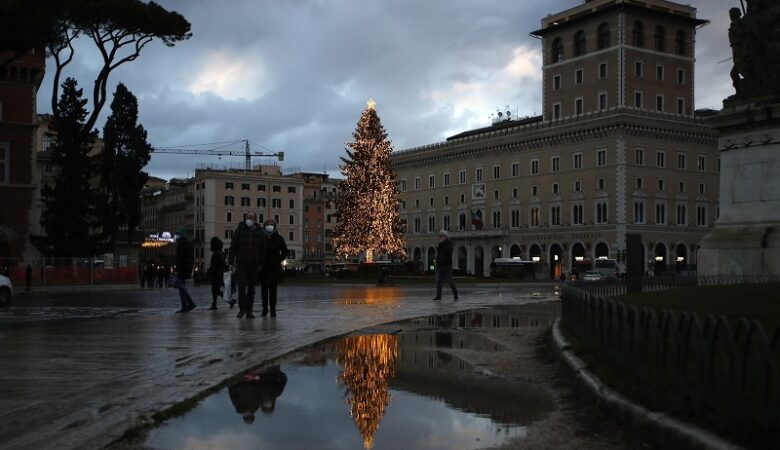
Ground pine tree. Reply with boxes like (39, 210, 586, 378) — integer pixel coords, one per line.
(333, 100, 406, 262)
(99, 83, 153, 244)
(39, 77, 99, 257)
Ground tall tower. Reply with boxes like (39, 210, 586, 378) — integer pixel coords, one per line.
(532, 0, 707, 122)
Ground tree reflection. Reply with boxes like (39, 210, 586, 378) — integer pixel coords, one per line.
(336, 334, 399, 449)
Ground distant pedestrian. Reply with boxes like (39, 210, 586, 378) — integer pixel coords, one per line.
(259, 219, 288, 317)
(207, 237, 226, 310)
(25, 264, 32, 292)
(174, 227, 196, 313)
(228, 212, 264, 319)
(157, 265, 165, 288)
(433, 230, 458, 301)
(2, 266, 8, 277)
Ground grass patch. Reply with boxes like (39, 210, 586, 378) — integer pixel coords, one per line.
(613, 282, 780, 330)
(560, 323, 778, 449)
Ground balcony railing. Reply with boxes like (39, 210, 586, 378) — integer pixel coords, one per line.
(448, 228, 509, 239)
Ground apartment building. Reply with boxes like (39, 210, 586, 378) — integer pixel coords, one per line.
(143, 166, 339, 271)
(392, 0, 719, 279)
(0, 49, 45, 260)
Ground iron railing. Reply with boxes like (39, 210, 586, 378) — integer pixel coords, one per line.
(561, 277, 780, 431)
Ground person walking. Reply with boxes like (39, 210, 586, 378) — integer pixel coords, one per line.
(433, 230, 458, 301)
(25, 264, 32, 292)
(228, 212, 264, 319)
(207, 237, 226, 310)
(259, 219, 288, 317)
(174, 227, 196, 313)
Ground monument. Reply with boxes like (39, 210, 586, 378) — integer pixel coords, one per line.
(698, 0, 780, 275)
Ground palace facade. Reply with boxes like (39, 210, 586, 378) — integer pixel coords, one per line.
(392, 0, 719, 278)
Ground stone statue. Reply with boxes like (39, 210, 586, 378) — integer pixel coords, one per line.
(728, 1, 780, 101)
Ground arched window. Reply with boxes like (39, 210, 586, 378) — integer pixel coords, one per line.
(675, 30, 686, 55)
(654, 25, 666, 52)
(597, 23, 611, 49)
(573, 30, 587, 56)
(632, 21, 644, 47)
(552, 38, 564, 63)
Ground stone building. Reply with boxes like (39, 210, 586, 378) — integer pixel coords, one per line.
(0, 49, 45, 260)
(142, 166, 339, 272)
(392, 0, 719, 278)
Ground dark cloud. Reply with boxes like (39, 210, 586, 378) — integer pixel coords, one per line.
(35, 0, 736, 181)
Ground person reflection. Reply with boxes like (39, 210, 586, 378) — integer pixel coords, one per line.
(228, 365, 288, 424)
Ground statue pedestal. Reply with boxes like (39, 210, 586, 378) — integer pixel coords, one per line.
(698, 100, 780, 275)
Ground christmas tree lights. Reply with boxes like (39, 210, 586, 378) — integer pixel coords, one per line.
(333, 99, 406, 262)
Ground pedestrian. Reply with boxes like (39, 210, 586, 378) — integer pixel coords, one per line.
(2, 266, 8, 277)
(259, 219, 288, 317)
(228, 212, 264, 319)
(433, 230, 458, 301)
(174, 227, 196, 313)
(25, 264, 32, 292)
(157, 264, 165, 288)
(206, 236, 226, 310)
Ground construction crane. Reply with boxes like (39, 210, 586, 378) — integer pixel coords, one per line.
(152, 139, 284, 171)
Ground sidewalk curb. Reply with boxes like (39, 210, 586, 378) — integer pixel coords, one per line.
(551, 317, 744, 450)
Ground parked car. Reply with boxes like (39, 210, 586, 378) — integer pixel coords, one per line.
(583, 270, 603, 282)
(0, 274, 13, 307)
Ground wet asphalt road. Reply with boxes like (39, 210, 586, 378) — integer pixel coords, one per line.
(0, 282, 559, 450)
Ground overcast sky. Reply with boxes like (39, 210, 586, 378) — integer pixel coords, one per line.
(35, 0, 739, 181)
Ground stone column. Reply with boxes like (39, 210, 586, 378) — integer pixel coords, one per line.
(698, 101, 780, 275)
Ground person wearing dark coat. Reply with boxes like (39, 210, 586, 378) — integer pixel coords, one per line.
(174, 227, 196, 312)
(207, 237, 226, 310)
(259, 219, 288, 317)
(228, 366, 288, 424)
(433, 230, 458, 301)
(228, 212, 264, 319)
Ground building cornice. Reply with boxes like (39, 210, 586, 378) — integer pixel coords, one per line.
(392, 110, 717, 169)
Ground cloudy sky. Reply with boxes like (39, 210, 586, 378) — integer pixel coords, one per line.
(36, 0, 739, 181)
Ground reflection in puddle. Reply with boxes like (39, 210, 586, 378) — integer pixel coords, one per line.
(411, 305, 558, 330)
(334, 286, 405, 306)
(143, 332, 555, 450)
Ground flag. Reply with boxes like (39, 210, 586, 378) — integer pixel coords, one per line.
(470, 209, 483, 230)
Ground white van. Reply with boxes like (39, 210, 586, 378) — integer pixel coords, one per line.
(593, 258, 618, 279)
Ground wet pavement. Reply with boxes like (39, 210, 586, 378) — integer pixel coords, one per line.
(139, 329, 556, 450)
(0, 282, 559, 450)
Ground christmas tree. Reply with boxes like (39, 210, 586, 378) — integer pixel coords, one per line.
(333, 99, 406, 262)
(336, 334, 399, 449)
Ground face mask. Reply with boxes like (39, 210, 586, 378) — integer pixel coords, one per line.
(245, 219, 255, 228)
(265, 225, 275, 232)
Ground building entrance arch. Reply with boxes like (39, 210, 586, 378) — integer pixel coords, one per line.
(474, 245, 484, 277)
(571, 242, 589, 276)
(654, 243, 667, 274)
(550, 244, 563, 280)
(675, 244, 688, 274)
(510, 244, 521, 258)
(594, 242, 609, 259)
(457, 246, 467, 271)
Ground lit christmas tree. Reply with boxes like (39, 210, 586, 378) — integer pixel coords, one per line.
(334, 99, 406, 262)
(337, 334, 399, 449)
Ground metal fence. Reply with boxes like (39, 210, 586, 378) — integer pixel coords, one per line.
(561, 278, 780, 431)
(566, 274, 780, 298)
(0, 258, 139, 287)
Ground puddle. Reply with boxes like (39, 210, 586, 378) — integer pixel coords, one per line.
(408, 306, 558, 330)
(142, 331, 555, 450)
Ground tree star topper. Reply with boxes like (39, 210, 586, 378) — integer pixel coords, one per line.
(366, 98, 376, 110)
